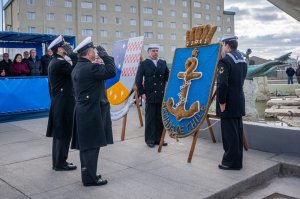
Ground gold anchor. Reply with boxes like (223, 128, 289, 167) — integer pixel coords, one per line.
(167, 48, 202, 121)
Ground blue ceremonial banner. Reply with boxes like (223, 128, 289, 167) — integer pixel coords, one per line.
(162, 44, 221, 138)
(105, 39, 129, 89)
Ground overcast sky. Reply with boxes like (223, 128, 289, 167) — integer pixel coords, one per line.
(224, 0, 300, 60)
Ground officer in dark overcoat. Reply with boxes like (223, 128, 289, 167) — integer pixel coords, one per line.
(135, 44, 169, 148)
(216, 35, 247, 170)
(71, 37, 116, 186)
(46, 35, 77, 171)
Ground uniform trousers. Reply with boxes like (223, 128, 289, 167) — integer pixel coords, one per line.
(79, 148, 100, 183)
(52, 136, 71, 168)
(220, 117, 243, 168)
(145, 103, 164, 144)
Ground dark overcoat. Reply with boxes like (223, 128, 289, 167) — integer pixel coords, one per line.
(135, 59, 169, 103)
(46, 54, 75, 138)
(71, 56, 116, 151)
(216, 50, 247, 118)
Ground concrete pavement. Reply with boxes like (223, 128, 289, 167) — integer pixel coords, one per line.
(0, 106, 299, 199)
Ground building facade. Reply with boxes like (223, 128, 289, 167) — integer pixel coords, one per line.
(4, 0, 235, 63)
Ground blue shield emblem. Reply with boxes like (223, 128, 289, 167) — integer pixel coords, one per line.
(162, 44, 221, 138)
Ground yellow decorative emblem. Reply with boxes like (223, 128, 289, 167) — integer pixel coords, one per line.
(166, 48, 202, 121)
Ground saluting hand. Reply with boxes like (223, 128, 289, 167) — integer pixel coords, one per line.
(96, 45, 108, 57)
(219, 103, 226, 112)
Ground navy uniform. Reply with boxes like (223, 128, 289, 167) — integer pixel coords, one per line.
(71, 37, 116, 186)
(46, 35, 77, 171)
(135, 44, 169, 147)
(216, 35, 247, 170)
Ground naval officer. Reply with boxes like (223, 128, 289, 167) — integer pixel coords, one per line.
(216, 35, 247, 170)
(135, 44, 170, 148)
(46, 35, 77, 171)
(71, 37, 116, 186)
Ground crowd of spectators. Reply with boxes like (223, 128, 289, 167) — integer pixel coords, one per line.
(0, 49, 52, 77)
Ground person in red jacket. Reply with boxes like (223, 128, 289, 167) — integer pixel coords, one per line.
(10, 54, 30, 76)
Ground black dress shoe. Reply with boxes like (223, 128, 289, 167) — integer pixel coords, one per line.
(147, 143, 155, 148)
(218, 164, 241, 170)
(54, 164, 77, 171)
(155, 142, 168, 146)
(83, 178, 108, 187)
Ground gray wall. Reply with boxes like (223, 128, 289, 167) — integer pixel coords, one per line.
(199, 119, 300, 155)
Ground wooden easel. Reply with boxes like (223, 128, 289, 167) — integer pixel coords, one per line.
(158, 91, 248, 163)
(120, 87, 144, 141)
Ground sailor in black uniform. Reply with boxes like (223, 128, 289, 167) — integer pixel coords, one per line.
(216, 35, 247, 170)
(135, 44, 169, 148)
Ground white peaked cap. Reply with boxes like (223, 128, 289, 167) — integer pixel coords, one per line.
(147, 44, 160, 50)
(48, 35, 64, 50)
(73, 36, 94, 53)
(220, 35, 238, 42)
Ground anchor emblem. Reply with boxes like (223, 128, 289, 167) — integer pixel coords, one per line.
(167, 48, 202, 121)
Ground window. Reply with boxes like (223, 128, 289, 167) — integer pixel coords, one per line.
(130, 19, 136, 26)
(205, 14, 210, 20)
(157, 9, 163, 15)
(194, 13, 201, 19)
(27, 12, 35, 20)
(171, 34, 176, 40)
(144, 20, 153, 26)
(157, 0, 163, 3)
(170, 10, 176, 17)
(115, 5, 122, 12)
(158, 33, 164, 40)
(170, 0, 175, 5)
(65, 14, 72, 22)
(100, 4, 107, 11)
(217, 26, 221, 32)
(182, 0, 187, 7)
(205, 3, 210, 10)
(171, 45, 176, 52)
(65, 0, 72, 7)
(216, 5, 221, 11)
(194, 1, 201, 7)
(157, 21, 163, 28)
(27, 0, 35, 5)
(47, 13, 54, 21)
(170, 22, 176, 28)
(81, 2, 92, 9)
(100, 17, 108, 24)
(227, 17, 231, 22)
(182, 12, 187, 18)
(144, 7, 153, 14)
(28, 26, 36, 33)
(130, 32, 136, 37)
(227, 27, 231, 33)
(100, 30, 108, 37)
(144, 32, 153, 39)
(115, 31, 122, 38)
(115, 17, 122, 25)
(217, 15, 221, 21)
(100, 43, 108, 49)
(82, 29, 93, 36)
(47, 27, 55, 34)
(46, 0, 54, 6)
(65, 28, 73, 35)
(130, 6, 136, 13)
(182, 23, 188, 29)
(144, 0, 152, 2)
(81, 15, 93, 22)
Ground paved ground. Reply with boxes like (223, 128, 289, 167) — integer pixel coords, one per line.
(0, 106, 299, 199)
